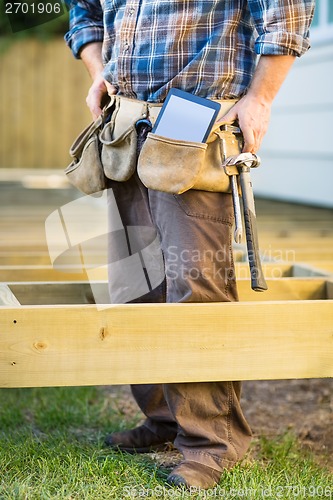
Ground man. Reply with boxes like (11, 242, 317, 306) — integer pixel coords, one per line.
(65, 0, 314, 489)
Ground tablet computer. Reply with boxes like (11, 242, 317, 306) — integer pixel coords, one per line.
(152, 88, 221, 143)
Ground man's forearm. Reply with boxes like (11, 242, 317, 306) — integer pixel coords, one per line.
(80, 42, 104, 80)
(80, 42, 117, 119)
(247, 54, 296, 105)
(219, 54, 296, 152)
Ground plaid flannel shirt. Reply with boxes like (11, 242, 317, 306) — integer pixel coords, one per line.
(65, 0, 314, 102)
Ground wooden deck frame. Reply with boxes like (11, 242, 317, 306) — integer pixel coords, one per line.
(1, 300, 332, 388)
(2, 182, 332, 390)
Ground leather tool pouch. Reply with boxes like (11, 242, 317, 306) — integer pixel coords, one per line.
(137, 125, 243, 194)
(99, 96, 147, 182)
(64, 96, 147, 194)
(64, 101, 115, 195)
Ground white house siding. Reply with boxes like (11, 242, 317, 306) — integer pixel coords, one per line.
(252, 39, 333, 208)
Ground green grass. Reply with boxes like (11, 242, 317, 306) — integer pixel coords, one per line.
(0, 387, 332, 499)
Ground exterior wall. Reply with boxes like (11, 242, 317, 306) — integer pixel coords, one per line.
(252, 4, 333, 208)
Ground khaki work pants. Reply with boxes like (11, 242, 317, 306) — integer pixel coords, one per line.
(106, 171, 252, 471)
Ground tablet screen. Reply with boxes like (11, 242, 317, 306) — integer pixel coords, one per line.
(153, 90, 220, 143)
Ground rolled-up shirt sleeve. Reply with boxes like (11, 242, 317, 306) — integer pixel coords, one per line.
(248, 0, 315, 57)
(64, 0, 104, 59)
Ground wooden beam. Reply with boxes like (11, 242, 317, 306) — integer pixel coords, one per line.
(2, 278, 330, 305)
(0, 251, 107, 267)
(0, 265, 88, 282)
(300, 261, 333, 274)
(291, 263, 333, 277)
(239, 278, 328, 301)
(237, 262, 332, 279)
(326, 281, 333, 300)
(0, 252, 52, 266)
(259, 237, 333, 247)
(0, 301, 332, 388)
(0, 263, 295, 282)
(1, 262, 331, 283)
(258, 248, 333, 262)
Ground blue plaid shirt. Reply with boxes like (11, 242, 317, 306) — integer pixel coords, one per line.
(65, 0, 314, 102)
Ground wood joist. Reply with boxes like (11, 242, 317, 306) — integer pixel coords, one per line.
(0, 261, 332, 283)
(1, 276, 333, 305)
(0, 269, 332, 388)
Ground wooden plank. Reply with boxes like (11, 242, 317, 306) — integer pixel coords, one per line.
(238, 278, 327, 301)
(301, 261, 333, 274)
(236, 262, 291, 279)
(0, 262, 292, 282)
(5, 243, 330, 263)
(0, 262, 331, 283)
(257, 246, 333, 262)
(0, 251, 106, 267)
(7, 282, 96, 306)
(0, 301, 332, 388)
(0, 266, 88, 282)
(3, 278, 329, 305)
(236, 262, 332, 279)
(269, 250, 333, 262)
(259, 237, 333, 246)
(292, 263, 332, 277)
(255, 229, 333, 238)
(0, 253, 52, 266)
(326, 281, 333, 300)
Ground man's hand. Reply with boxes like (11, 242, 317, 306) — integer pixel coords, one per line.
(218, 94, 271, 153)
(217, 54, 296, 153)
(86, 75, 117, 120)
(80, 42, 117, 120)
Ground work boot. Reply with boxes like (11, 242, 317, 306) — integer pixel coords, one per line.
(167, 461, 222, 489)
(104, 424, 177, 453)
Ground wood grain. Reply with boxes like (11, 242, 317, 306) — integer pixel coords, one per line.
(0, 301, 332, 388)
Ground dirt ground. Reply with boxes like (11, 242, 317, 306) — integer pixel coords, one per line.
(242, 379, 333, 470)
(107, 378, 333, 471)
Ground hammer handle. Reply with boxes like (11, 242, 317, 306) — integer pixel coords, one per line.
(243, 207, 268, 291)
(239, 168, 268, 292)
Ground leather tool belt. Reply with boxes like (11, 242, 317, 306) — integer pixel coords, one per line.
(65, 94, 240, 195)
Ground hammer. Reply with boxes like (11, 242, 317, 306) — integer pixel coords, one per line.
(219, 124, 268, 292)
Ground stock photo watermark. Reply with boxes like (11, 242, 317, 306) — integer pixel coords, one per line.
(45, 189, 297, 308)
(3, 0, 73, 33)
(113, 484, 333, 498)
